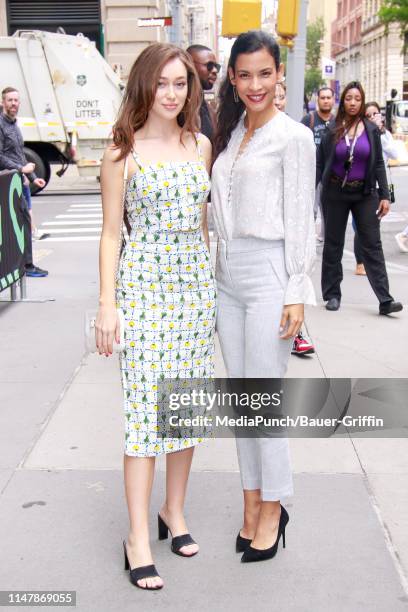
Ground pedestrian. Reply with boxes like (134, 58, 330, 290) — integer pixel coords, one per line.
(301, 86, 335, 242)
(0, 87, 48, 277)
(395, 225, 408, 252)
(354, 102, 399, 274)
(273, 81, 286, 111)
(273, 81, 315, 357)
(318, 81, 403, 315)
(96, 43, 215, 590)
(186, 44, 220, 141)
(212, 30, 316, 563)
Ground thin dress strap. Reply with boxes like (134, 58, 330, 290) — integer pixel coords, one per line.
(195, 134, 204, 162)
(131, 149, 143, 169)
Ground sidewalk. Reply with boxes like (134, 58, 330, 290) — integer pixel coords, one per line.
(0, 223, 408, 610)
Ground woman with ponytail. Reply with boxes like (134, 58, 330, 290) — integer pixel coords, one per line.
(211, 30, 316, 563)
(317, 81, 402, 315)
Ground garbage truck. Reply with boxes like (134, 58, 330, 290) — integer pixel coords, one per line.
(0, 30, 124, 191)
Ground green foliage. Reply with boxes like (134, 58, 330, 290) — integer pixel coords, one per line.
(378, 0, 408, 30)
(307, 17, 325, 69)
(305, 17, 325, 98)
(280, 45, 288, 65)
(379, 0, 408, 51)
(304, 68, 323, 98)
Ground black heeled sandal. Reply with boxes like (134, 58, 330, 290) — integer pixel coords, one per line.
(236, 531, 252, 553)
(123, 541, 163, 590)
(241, 505, 289, 563)
(158, 514, 198, 557)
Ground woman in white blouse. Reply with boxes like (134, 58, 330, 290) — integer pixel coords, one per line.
(211, 31, 316, 563)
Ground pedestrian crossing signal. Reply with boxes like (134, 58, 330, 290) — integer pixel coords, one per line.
(276, 0, 300, 48)
(221, 0, 262, 38)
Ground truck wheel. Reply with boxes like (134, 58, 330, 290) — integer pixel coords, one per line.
(23, 148, 51, 194)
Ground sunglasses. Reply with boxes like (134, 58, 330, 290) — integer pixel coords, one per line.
(194, 60, 221, 73)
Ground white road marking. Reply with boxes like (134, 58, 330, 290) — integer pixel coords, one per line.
(343, 248, 408, 272)
(56, 214, 102, 219)
(69, 204, 102, 208)
(42, 220, 102, 226)
(41, 227, 101, 234)
(40, 236, 100, 242)
(67, 207, 101, 212)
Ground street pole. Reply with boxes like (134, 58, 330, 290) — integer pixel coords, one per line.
(168, 0, 183, 47)
(285, 0, 308, 121)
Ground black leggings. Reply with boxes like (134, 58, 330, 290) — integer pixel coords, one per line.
(321, 183, 393, 304)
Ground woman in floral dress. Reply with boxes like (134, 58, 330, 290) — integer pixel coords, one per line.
(96, 43, 215, 590)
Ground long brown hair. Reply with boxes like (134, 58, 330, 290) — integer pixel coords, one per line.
(113, 43, 202, 160)
(334, 81, 366, 143)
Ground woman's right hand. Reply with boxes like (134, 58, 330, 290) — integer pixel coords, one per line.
(95, 304, 120, 356)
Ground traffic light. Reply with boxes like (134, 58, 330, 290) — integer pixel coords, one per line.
(221, 0, 262, 38)
(276, 0, 300, 48)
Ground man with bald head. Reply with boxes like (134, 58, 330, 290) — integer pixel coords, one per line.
(187, 44, 220, 141)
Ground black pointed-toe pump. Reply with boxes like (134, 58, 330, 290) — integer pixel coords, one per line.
(236, 531, 252, 553)
(241, 505, 289, 563)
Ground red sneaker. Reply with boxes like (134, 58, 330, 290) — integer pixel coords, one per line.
(291, 332, 315, 355)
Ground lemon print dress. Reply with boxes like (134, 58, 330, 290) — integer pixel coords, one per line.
(116, 138, 216, 457)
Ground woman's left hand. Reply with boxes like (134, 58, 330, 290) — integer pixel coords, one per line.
(377, 199, 390, 219)
(279, 304, 304, 339)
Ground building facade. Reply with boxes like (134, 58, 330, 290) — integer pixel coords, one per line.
(307, 0, 337, 65)
(331, 0, 363, 92)
(361, 0, 406, 104)
(0, 0, 218, 79)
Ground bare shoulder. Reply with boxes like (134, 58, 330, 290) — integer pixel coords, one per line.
(102, 144, 125, 172)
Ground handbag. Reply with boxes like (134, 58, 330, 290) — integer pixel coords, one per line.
(84, 155, 129, 353)
(386, 163, 395, 203)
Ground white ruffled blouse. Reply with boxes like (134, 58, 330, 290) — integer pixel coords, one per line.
(211, 111, 317, 306)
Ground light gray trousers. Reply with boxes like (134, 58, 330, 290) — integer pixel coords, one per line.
(216, 238, 294, 501)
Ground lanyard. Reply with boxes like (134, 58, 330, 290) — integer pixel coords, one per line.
(342, 121, 360, 187)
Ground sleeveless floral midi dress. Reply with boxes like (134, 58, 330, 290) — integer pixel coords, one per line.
(116, 138, 216, 457)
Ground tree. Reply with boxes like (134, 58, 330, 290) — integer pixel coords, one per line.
(378, 0, 408, 51)
(304, 17, 325, 99)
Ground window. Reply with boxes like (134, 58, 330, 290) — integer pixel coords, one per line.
(396, 102, 408, 117)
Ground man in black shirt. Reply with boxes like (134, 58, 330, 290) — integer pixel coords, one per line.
(0, 87, 48, 277)
(301, 87, 335, 241)
(301, 86, 335, 146)
(186, 45, 220, 141)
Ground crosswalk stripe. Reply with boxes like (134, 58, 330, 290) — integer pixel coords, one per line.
(42, 227, 101, 234)
(68, 207, 101, 211)
(42, 220, 102, 226)
(343, 248, 408, 272)
(69, 204, 102, 208)
(42, 236, 100, 242)
(56, 214, 102, 219)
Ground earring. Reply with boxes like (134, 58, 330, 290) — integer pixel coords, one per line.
(233, 86, 239, 103)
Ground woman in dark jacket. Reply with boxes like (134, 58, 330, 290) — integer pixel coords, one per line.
(317, 81, 402, 315)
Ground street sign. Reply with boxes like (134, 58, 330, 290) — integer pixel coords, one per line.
(322, 57, 336, 80)
(335, 79, 341, 103)
(137, 17, 172, 27)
